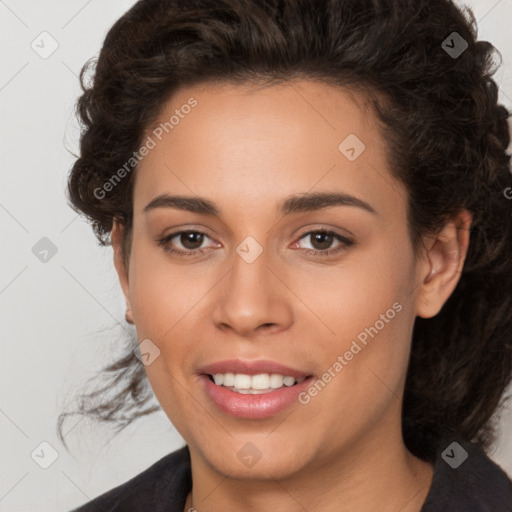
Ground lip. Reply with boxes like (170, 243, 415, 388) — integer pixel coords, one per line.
(200, 374, 314, 419)
(198, 359, 311, 378)
(198, 359, 314, 419)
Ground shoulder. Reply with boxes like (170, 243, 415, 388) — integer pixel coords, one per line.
(422, 438, 512, 511)
(69, 445, 191, 512)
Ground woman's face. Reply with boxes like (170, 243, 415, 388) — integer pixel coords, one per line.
(114, 80, 435, 479)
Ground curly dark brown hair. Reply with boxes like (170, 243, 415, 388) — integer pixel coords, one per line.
(59, 0, 512, 462)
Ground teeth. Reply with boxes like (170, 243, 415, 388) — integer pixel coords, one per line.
(283, 376, 295, 386)
(269, 374, 285, 388)
(234, 374, 252, 389)
(223, 373, 235, 386)
(211, 373, 306, 392)
(252, 373, 270, 390)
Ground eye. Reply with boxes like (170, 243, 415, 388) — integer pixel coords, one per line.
(157, 230, 218, 256)
(294, 229, 355, 257)
(156, 228, 355, 258)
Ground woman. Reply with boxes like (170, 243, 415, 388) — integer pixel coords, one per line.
(61, 0, 512, 510)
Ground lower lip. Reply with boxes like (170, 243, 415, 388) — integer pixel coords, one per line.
(200, 374, 314, 419)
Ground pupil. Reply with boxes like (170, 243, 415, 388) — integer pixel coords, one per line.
(312, 232, 333, 250)
(181, 232, 204, 250)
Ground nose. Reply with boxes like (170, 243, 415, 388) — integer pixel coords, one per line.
(212, 245, 294, 337)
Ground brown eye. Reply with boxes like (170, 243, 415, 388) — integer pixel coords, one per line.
(179, 232, 206, 250)
(157, 230, 216, 256)
(295, 229, 355, 257)
(309, 232, 335, 250)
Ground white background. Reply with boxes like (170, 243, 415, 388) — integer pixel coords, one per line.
(1, 1, 511, 511)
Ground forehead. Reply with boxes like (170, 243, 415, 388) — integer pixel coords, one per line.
(134, 80, 406, 221)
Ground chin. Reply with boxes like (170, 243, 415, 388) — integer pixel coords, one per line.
(194, 435, 315, 481)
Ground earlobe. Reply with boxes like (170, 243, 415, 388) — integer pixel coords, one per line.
(125, 304, 134, 324)
(111, 218, 132, 322)
(415, 209, 472, 319)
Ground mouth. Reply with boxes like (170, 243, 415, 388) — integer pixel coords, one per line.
(205, 372, 308, 394)
(197, 359, 315, 419)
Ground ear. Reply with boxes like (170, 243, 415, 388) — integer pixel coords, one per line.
(111, 218, 133, 324)
(415, 209, 472, 318)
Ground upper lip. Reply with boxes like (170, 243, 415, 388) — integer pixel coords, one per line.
(198, 359, 312, 378)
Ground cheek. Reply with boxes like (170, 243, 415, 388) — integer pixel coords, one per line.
(295, 239, 415, 410)
(294, 238, 412, 340)
(127, 240, 208, 338)
(126, 244, 201, 426)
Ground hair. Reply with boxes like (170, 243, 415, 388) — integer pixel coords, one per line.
(60, 0, 512, 461)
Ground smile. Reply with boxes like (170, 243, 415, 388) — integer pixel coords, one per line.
(208, 372, 306, 394)
(198, 359, 314, 418)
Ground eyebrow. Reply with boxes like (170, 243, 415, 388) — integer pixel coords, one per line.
(143, 191, 377, 216)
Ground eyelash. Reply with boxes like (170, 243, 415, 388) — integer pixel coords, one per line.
(156, 229, 355, 258)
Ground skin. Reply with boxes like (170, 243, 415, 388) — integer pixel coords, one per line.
(111, 80, 471, 512)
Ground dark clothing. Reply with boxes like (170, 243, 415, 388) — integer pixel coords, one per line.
(71, 439, 512, 511)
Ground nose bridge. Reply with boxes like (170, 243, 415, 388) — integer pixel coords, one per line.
(213, 236, 292, 334)
(231, 239, 270, 295)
